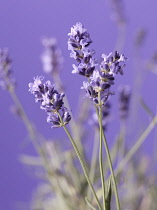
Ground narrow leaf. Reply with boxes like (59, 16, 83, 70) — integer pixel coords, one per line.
(105, 176, 112, 210)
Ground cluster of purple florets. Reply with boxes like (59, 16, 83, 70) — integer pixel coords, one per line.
(68, 22, 97, 77)
(119, 86, 131, 119)
(29, 76, 71, 128)
(41, 38, 63, 74)
(29, 22, 127, 128)
(68, 22, 127, 106)
(0, 49, 16, 90)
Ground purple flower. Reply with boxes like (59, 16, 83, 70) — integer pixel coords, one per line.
(47, 112, 61, 128)
(118, 85, 131, 119)
(29, 76, 71, 127)
(101, 51, 127, 75)
(81, 51, 127, 105)
(68, 23, 127, 106)
(0, 48, 16, 90)
(47, 108, 71, 128)
(81, 81, 99, 104)
(41, 38, 63, 74)
(68, 22, 97, 77)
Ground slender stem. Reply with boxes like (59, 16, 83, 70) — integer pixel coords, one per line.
(85, 197, 97, 210)
(117, 122, 126, 162)
(102, 132, 121, 210)
(87, 131, 99, 204)
(98, 93, 106, 210)
(97, 92, 120, 210)
(114, 23, 126, 52)
(62, 124, 102, 210)
(9, 87, 40, 150)
(116, 116, 157, 176)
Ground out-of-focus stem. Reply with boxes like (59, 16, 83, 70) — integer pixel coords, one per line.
(117, 122, 126, 162)
(114, 23, 126, 52)
(9, 87, 40, 149)
(116, 115, 157, 176)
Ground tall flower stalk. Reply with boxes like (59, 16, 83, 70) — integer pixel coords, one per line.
(27, 22, 127, 209)
(98, 93, 106, 210)
(29, 76, 102, 209)
(68, 22, 127, 209)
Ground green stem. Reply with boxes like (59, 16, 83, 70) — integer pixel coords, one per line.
(62, 124, 102, 210)
(117, 122, 126, 162)
(85, 197, 97, 210)
(98, 93, 106, 210)
(9, 87, 40, 150)
(87, 131, 99, 204)
(102, 132, 121, 210)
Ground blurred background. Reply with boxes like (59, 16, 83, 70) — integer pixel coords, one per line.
(1, 0, 157, 209)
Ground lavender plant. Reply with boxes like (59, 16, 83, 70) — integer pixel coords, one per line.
(1, 20, 157, 210)
(0, 49, 16, 90)
(27, 22, 128, 210)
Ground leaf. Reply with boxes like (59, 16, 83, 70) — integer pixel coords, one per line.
(105, 176, 112, 210)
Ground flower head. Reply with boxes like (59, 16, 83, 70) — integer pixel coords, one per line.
(81, 51, 127, 105)
(68, 23, 127, 106)
(101, 51, 127, 75)
(0, 48, 16, 90)
(41, 38, 63, 74)
(29, 76, 71, 128)
(118, 85, 131, 119)
(68, 22, 97, 77)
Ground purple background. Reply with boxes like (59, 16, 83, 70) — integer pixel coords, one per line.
(1, 0, 157, 209)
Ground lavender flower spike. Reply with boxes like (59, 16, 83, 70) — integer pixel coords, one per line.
(41, 38, 63, 74)
(81, 51, 127, 106)
(118, 85, 131, 119)
(0, 48, 16, 90)
(68, 22, 97, 77)
(101, 51, 127, 75)
(29, 76, 71, 128)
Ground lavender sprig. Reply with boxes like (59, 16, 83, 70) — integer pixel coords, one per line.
(82, 51, 127, 105)
(0, 48, 16, 90)
(119, 85, 131, 120)
(29, 76, 71, 128)
(29, 77, 102, 209)
(41, 38, 63, 74)
(68, 23, 126, 210)
(68, 22, 97, 77)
